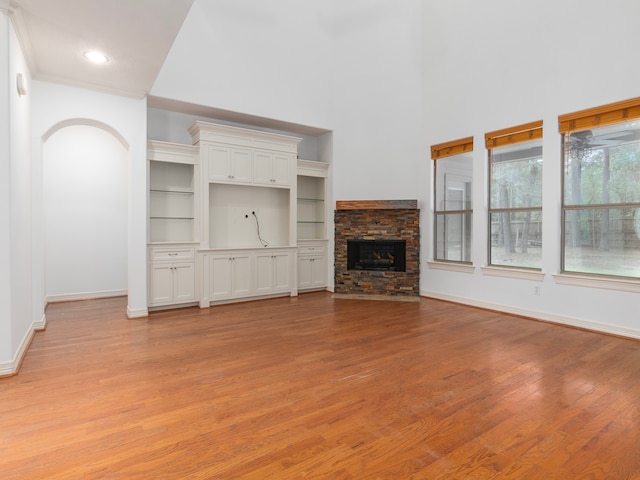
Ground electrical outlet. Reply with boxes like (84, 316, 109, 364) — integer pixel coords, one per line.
(533, 286, 540, 296)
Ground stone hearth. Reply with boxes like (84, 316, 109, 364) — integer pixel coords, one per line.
(334, 200, 420, 297)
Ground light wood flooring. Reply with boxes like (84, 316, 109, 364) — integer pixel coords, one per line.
(2, 292, 640, 479)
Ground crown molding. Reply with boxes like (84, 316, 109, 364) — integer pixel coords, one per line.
(0, 2, 38, 75)
(0, 0, 20, 14)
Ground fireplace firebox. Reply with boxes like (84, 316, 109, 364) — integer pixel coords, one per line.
(347, 240, 406, 272)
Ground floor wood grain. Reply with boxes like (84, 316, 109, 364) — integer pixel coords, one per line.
(1, 292, 639, 479)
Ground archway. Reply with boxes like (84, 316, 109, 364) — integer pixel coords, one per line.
(42, 121, 129, 301)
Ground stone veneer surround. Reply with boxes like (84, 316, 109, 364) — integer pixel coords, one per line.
(334, 200, 420, 296)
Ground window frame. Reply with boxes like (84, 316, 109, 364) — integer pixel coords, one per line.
(559, 97, 640, 280)
(431, 136, 474, 264)
(486, 120, 543, 270)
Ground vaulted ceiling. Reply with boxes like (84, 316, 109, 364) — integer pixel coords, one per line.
(3, 0, 194, 97)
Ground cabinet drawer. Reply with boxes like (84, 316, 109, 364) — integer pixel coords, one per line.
(150, 247, 195, 262)
(298, 244, 326, 255)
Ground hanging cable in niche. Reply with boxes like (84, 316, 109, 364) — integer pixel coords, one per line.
(252, 211, 269, 247)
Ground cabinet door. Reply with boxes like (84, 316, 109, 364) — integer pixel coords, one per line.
(231, 253, 252, 297)
(173, 263, 196, 303)
(150, 264, 174, 305)
(310, 255, 327, 288)
(208, 146, 232, 182)
(230, 149, 252, 183)
(254, 152, 291, 186)
(298, 256, 313, 289)
(272, 154, 291, 186)
(255, 252, 291, 293)
(252, 151, 274, 185)
(210, 254, 232, 300)
(254, 252, 274, 294)
(208, 146, 252, 183)
(272, 252, 291, 292)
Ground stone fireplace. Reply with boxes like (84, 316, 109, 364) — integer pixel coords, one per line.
(334, 200, 420, 297)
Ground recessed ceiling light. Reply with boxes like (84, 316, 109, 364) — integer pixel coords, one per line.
(83, 50, 109, 64)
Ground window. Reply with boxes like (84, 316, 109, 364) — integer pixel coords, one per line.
(560, 97, 640, 278)
(432, 137, 473, 263)
(487, 121, 543, 269)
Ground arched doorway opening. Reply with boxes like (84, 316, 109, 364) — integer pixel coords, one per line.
(43, 121, 128, 301)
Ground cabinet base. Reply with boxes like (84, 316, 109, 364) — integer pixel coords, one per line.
(148, 302, 199, 312)
(204, 292, 294, 308)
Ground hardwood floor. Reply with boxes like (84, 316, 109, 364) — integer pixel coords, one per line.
(2, 293, 640, 479)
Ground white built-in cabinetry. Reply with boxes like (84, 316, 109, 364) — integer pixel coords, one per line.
(147, 122, 330, 309)
(255, 249, 293, 294)
(297, 242, 327, 291)
(297, 160, 329, 292)
(190, 122, 300, 306)
(148, 246, 197, 307)
(147, 141, 199, 308)
(206, 145, 253, 184)
(208, 251, 252, 301)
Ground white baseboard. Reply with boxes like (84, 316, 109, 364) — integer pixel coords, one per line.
(0, 315, 43, 377)
(46, 289, 127, 305)
(421, 290, 640, 340)
(33, 313, 47, 331)
(127, 305, 149, 318)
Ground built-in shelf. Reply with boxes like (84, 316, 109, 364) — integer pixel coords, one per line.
(150, 189, 194, 194)
(148, 144, 197, 244)
(297, 171, 326, 241)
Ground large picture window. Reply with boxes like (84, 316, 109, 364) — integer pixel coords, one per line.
(487, 121, 543, 269)
(432, 137, 473, 263)
(560, 98, 640, 278)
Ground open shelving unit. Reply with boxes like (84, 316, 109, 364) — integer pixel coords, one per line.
(296, 160, 329, 292)
(149, 161, 195, 243)
(296, 163, 327, 240)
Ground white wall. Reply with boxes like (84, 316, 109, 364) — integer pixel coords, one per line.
(0, 14, 13, 368)
(0, 13, 34, 372)
(330, 0, 424, 202)
(31, 81, 148, 318)
(154, 0, 425, 202)
(8, 15, 32, 358)
(421, 0, 640, 336)
(44, 125, 128, 300)
(151, 0, 334, 130)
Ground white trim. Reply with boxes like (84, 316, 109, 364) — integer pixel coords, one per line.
(45, 289, 127, 304)
(481, 266, 544, 282)
(0, 319, 39, 377)
(427, 261, 475, 274)
(0, 0, 19, 14)
(127, 305, 149, 318)
(421, 290, 640, 340)
(6, 6, 37, 76)
(297, 159, 329, 178)
(553, 273, 640, 294)
(33, 313, 47, 331)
